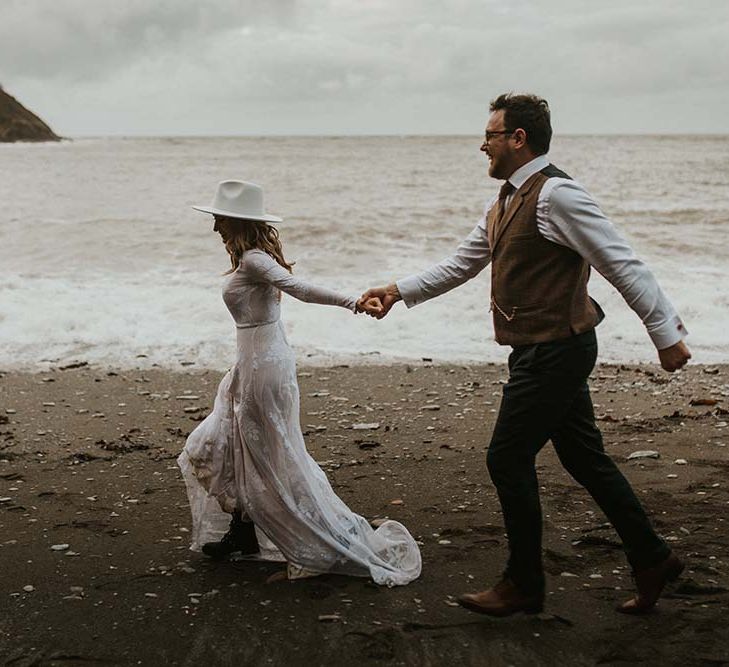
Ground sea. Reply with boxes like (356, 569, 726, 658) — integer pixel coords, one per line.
(1, 135, 727, 371)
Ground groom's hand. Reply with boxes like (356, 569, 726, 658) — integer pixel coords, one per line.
(358, 284, 402, 320)
(658, 340, 691, 372)
(356, 296, 384, 317)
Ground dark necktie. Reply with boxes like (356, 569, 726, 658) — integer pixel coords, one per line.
(495, 180, 515, 227)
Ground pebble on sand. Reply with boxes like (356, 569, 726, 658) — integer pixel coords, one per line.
(352, 422, 380, 430)
(317, 614, 341, 622)
(627, 450, 660, 460)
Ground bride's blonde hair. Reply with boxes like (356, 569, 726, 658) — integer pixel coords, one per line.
(218, 217, 294, 274)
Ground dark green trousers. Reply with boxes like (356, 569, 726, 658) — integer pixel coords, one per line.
(486, 329, 670, 595)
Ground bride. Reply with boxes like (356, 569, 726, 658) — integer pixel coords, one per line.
(177, 180, 421, 586)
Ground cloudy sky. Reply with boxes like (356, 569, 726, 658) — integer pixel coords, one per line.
(2, 0, 728, 136)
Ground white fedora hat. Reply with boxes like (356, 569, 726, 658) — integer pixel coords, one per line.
(193, 180, 283, 223)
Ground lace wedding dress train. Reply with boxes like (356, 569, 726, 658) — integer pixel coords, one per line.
(177, 249, 421, 586)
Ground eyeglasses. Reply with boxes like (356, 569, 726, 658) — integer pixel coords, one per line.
(483, 130, 514, 143)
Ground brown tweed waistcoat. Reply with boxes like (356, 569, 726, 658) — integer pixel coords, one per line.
(487, 164, 603, 346)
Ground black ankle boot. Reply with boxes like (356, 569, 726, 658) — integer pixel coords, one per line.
(202, 511, 259, 560)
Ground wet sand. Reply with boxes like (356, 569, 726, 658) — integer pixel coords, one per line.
(1, 362, 728, 666)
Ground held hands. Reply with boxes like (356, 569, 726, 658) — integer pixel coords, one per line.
(658, 340, 691, 372)
(356, 296, 385, 317)
(357, 284, 402, 320)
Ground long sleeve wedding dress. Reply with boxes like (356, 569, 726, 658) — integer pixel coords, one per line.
(178, 249, 421, 586)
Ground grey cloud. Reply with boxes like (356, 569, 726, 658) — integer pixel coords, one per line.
(2, 0, 728, 135)
(0, 0, 294, 82)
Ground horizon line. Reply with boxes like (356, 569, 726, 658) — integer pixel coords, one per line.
(57, 131, 729, 140)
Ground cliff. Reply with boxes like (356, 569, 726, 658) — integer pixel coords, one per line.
(0, 85, 61, 142)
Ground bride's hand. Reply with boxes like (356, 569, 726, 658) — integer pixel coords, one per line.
(359, 284, 401, 319)
(356, 296, 384, 317)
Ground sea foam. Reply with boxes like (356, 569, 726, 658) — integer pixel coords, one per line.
(1, 135, 727, 369)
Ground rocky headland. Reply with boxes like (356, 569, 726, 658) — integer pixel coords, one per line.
(0, 85, 61, 142)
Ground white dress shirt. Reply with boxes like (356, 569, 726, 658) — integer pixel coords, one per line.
(396, 155, 687, 350)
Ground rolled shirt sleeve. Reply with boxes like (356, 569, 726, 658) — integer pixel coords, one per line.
(537, 178, 688, 350)
(396, 203, 494, 308)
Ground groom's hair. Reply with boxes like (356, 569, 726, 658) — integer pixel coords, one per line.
(490, 93, 552, 155)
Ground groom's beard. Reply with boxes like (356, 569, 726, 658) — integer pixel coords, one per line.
(488, 153, 515, 180)
(486, 153, 511, 179)
(489, 158, 506, 179)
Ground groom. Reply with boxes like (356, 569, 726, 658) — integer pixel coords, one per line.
(359, 93, 691, 616)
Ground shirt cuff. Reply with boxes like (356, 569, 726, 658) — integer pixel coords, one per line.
(647, 315, 688, 350)
(395, 276, 424, 308)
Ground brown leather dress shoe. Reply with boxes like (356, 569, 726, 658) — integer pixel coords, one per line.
(618, 552, 684, 615)
(457, 578, 544, 617)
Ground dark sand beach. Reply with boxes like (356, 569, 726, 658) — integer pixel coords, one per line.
(1, 362, 728, 666)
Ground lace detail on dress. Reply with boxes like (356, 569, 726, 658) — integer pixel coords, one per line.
(177, 254, 421, 586)
(222, 250, 356, 330)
